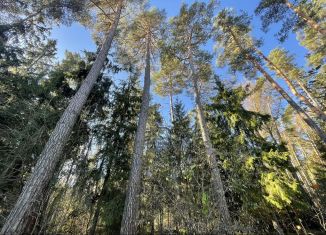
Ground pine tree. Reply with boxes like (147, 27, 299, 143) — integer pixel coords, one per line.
(169, 2, 233, 233)
(0, 50, 117, 231)
(255, 0, 326, 40)
(267, 48, 326, 120)
(153, 53, 185, 123)
(0, 2, 125, 232)
(214, 9, 326, 143)
(120, 8, 165, 234)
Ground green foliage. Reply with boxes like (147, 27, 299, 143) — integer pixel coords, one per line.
(118, 7, 166, 67)
(206, 79, 309, 231)
(260, 171, 298, 209)
(260, 150, 300, 210)
(214, 9, 260, 78)
(0, 0, 87, 74)
(1, 0, 325, 234)
(0, 50, 98, 226)
(153, 53, 186, 97)
(255, 0, 324, 41)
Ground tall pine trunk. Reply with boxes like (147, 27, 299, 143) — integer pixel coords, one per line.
(0, 4, 123, 234)
(256, 49, 326, 121)
(120, 38, 151, 235)
(285, 0, 326, 35)
(228, 29, 326, 143)
(189, 59, 232, 234)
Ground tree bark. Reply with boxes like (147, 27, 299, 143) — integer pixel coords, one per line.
(0, 3, 123, 234)
(256, 49, 326, 121)
(285, 0, 326, 35)
(120, 38, 152, 235)
(228, 29, 326, 143)
(169, 92, 174, 123)
(189, 58, 232, 234)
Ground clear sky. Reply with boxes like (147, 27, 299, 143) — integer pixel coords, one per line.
(50, 0, 308, 124)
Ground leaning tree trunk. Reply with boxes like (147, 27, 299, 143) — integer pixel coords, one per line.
(189, 59, 232, 234)
(228, 29, 326, 143)
(253, 61, 326, 143)
(296, 79, 324, 110)
(0, 4, 123, 234)
(272, 116, 321, 208)
(120, 39, 152, 235)
(285, 0, 326, 35)
(256, 49, 326, 121)
(282, 131, 325, 230)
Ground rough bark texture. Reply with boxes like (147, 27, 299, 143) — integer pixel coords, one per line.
(285, 0, 326, 35)
(257, 49, 326, 121)
(189, 61, 232, 234)
(0, 4, 122, 234)
(120, 40, 151, 235)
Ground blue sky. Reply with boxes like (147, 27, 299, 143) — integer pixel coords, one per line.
(50, 0, 308, 123)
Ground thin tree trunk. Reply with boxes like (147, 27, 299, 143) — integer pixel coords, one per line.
(285, 0, 326, 35)
(189, 58, 232, 234)
(296, 117, 326, 166)
(120, 38, 152, 235)
(88, 159, 112, 235)
(88, 184, 103, 234)
(284, 133, 320, 206)
(272, 214, 285, 235)
(228, 29, 326, 143)
(256, 49, 326, 121)
(169, 92, 174, 123)
(296, 79, 324, 109)
(0, 3, 123, 234)
(159, 208, 163, 235)
(281, 130, 325, 230)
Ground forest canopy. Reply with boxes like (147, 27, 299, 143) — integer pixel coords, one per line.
(0, 0, 325, 234)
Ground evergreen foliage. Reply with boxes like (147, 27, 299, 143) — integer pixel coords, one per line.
(0, 0, 325, 234)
